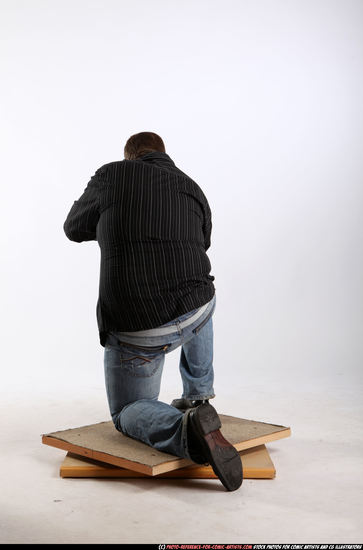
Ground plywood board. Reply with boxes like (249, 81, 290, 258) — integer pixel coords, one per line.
(42, 414, 290, 476)
(60, 444, 275, 479)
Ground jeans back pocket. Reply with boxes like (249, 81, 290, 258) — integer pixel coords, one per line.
(118, 341, 169, 376)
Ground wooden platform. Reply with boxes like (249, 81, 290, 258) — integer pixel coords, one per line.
(60, 444, 276, 479)
(42, 414, 290, 476)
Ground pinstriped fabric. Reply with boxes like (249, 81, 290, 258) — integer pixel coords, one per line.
(63, 151, 215, 347)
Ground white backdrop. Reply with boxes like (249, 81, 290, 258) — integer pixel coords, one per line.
(1, 0, 363, 543)
(1, 0, 362, 404)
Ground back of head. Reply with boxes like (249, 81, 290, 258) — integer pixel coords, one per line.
(124, 131, 166, 160)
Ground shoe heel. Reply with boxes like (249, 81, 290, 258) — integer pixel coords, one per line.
(196, 403, 221, 434)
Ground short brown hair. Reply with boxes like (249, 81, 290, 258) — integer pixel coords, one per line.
(124, 132, 166, 160)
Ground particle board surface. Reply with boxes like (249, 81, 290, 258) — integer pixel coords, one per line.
(60, 444, 276, 479)
(42, 414, 290, 476)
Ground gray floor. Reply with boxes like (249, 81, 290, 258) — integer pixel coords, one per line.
(1, 371, 362, 544)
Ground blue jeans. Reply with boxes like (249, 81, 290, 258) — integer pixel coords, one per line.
(103, 294, 216, 460)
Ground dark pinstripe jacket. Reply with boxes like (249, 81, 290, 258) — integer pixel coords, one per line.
(63, 151, 215, 346)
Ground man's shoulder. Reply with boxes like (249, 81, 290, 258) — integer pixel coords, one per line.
(97, 159, 155, 175)
(95, 160, 207, 200)
(97, 160, 126, 172)
(93, 160, 130, 183)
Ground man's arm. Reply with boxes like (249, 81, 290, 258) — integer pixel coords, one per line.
(196, 186, 212, 251)
(63, 166, 108, 243)
(203, 199, 212, 251)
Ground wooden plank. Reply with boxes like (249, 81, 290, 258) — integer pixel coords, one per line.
(42, 414, 290, 476)
(60, 445, 276, 479)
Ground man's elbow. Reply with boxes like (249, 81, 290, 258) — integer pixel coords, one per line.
(63, 221, 83, 242)
(63, 223, 97, 242)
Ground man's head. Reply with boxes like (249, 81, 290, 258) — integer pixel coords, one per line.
(124, 132, 166, 160)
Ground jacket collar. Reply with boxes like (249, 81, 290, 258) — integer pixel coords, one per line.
(137, 151, 175, 167)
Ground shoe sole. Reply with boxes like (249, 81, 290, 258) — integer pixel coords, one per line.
(190, 403, 243, 491)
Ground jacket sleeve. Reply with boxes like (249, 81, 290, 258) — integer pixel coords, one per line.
(63, 166, 108, 243)
(200, 192, 212, 251)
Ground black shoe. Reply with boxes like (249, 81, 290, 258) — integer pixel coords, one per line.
(171, 397, 209, 412)
(186, 402, 243, 491)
